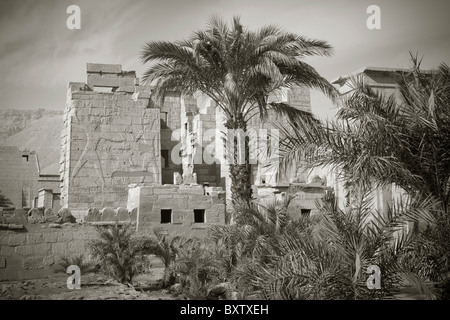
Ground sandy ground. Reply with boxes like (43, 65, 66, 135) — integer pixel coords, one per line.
(0, 267, 175, 300)
(0, 266, 430, 300)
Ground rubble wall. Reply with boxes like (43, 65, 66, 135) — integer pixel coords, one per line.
(0, 223, 98, 281)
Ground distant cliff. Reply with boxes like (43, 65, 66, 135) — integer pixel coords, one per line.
(0, 109, 63, 173)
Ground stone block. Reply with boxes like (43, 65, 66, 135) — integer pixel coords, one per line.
(0, 245, 15, 256)
(153, 187, 177, 195)
(0, 235, 10, 246)
(15, 244, 50, 256)
(155, 198, 187, 209)
(172, 212, 184, 224)
(178, 186, 205, 195)
(188, 199, 211, 209)
(87, 74, 135, 88)
(0, 257, 5, 268)
(210, 204, 226, 213)
(27, 233, 45, 244)
(23, 256, 44, 270)
(57, 208, 76, 224)
(8, 234, 27, 246)
(28, 208, 45, 222)
(86, 63, 122, 74)
(43, 255, 55, 266)
(157, 195, 173, 199)
(85, 208, 101, 222)
(115, 207, 130, 221)
(6, 209, 27, 225)
(57, 230, 74, 242)
(139, 186, 154, 196)
(117, 86, 135, 93)
(44, 208, 54, 217)
(51, 242, 68, 254)
(43, 231, 58, 243)
(101, 207, 117, 221)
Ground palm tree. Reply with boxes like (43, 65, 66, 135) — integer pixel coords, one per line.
(88, 224, 150, 284)
(140, 228, 192, 287)
(140, 15, 337, 206)
(279, 53, 450, 213)
(234, 193, 435, 300)
(277, 53, 450, 298)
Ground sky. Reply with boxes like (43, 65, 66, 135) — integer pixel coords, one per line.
(0, 0, 449, 119)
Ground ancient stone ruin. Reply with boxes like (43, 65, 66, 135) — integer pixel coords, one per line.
(0, 63, 331, 280)
(59, 63, 329, 224)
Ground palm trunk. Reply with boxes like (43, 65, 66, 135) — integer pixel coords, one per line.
(225, 113, 253, 209)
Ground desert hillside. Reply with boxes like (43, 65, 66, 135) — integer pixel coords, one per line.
(0, 109, 64, 174)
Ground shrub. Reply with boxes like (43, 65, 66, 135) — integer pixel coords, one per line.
(170, 239, 225, 299)
(140, 228, 191, 287)
(88, 223, 151, 284)
(54, 254, 98, 274)
(230, 194, 435, 300)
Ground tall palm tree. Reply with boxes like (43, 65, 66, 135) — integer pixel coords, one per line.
(277, 54, 450, 297)
(279, 53, 450, 213)
(140, 15, 337, 206)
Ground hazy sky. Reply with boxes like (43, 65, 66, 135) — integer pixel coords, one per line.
(0, 0, 449, 119)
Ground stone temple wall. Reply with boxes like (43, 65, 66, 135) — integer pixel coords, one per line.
(0, 221, 98, 281)
(127, 184, 225, 236)
(0, 204, 140, 281)
(0, 183, 225, 280)
(60, 64, 162, 219)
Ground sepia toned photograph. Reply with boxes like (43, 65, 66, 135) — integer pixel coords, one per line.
(0, 0, 449, 308)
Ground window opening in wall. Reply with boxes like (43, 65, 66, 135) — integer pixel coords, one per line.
(160, 209, 172, 223)
(301, 209, 311, 218)
(194, 209, 205, 223)
(160, 112, 168, 129)
(22, 155, 29, 161)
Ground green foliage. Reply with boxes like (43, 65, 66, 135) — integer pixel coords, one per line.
(88, 223, 151, 284)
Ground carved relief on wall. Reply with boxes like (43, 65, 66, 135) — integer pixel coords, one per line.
(70, 103, 161, 187)
(70, 110, 106, 189)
